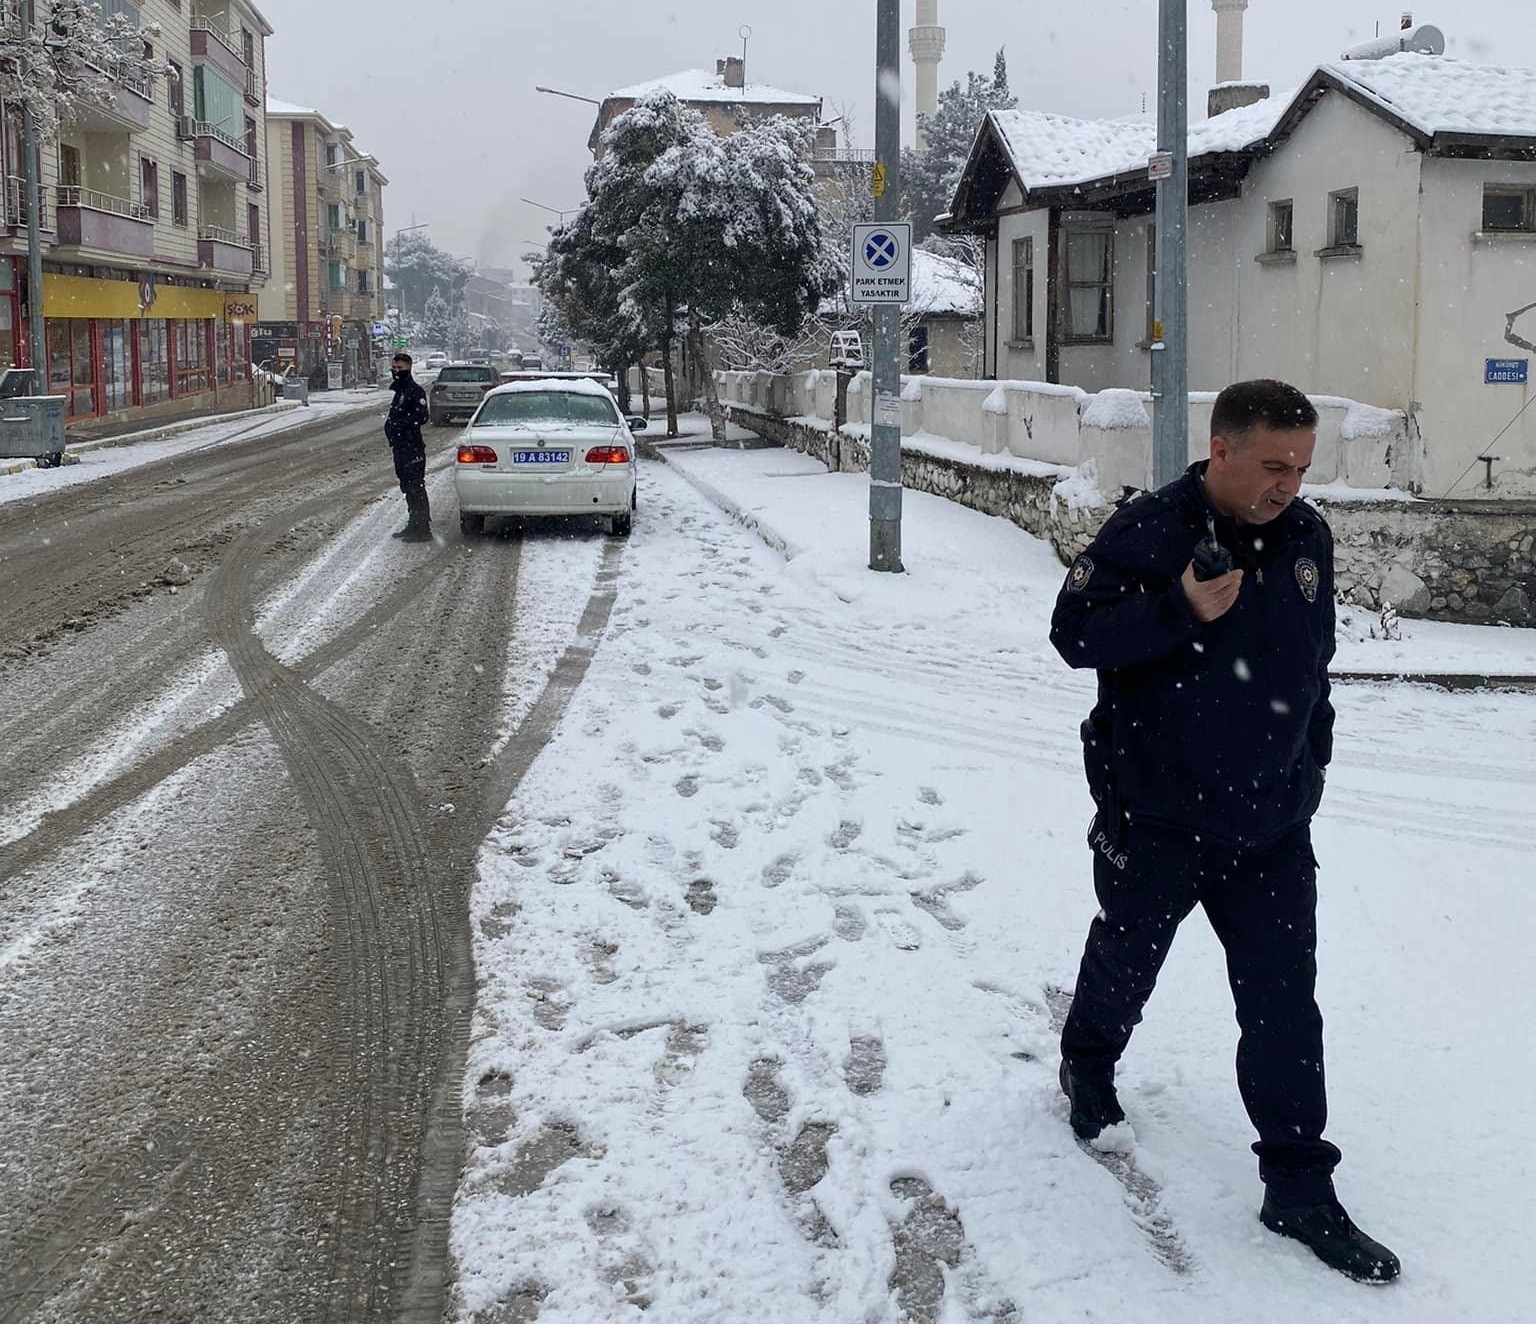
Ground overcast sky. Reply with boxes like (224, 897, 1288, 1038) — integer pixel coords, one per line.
(256, 1, 1520, 278)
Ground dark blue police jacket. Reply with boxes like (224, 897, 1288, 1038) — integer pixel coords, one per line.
(1050, 462, 1336, 847)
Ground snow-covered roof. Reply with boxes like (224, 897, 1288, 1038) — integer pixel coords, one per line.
(1323, 54, 1536, 138)
(606, 69, 821, 108)
(982, 55, 1536, 202)
(266, 96, 323, 120)
(911, 250, 981, 318)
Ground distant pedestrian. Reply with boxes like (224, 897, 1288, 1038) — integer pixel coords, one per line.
(1049, 379, 1398, 1284)
(386, 353, 432, 542)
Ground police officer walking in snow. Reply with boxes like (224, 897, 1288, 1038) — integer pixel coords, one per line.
(386, 352, 432, 542)
(1050, 379, 1398, 1284)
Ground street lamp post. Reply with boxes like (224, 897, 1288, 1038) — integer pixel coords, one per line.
(533, 86, 601, 107)
(391, 221, 430, 322)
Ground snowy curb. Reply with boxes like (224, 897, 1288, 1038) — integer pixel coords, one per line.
(66, 400, 303, 455)
(645, 443, 800, 560)
(2, 453, 80, 476)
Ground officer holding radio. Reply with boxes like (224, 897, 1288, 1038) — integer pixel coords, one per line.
(1048, 379, 1399, 1284)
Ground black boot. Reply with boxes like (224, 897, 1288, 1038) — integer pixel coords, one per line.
(1059, 1059, 1125, 1140)
(390, 525, 413, 539)
(398, 525, 433, 543)
(1260, 1193, 1400, 1284)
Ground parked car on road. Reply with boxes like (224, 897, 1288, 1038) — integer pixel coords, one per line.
(454, 379, 646, 537)
(429, 363, 499, 426)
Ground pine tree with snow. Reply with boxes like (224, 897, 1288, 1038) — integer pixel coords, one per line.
(422, 290, 450, 348)
(903, 52, 1018, 243)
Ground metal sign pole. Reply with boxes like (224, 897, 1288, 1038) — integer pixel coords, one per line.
(1151, 0, 1189, 488)
(869, 0, 904, 572)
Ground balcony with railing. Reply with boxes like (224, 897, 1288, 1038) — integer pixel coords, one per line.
(54, 186, 155, 258)
(189, 15, 248, 84)
(177, 117, 251, 182)
(71, 73, 154, 133)
(198, 225, 254, 276)
(245, 66, 261, 105)
(247, 157, 263, 191)
(252, 243, 268, 275)
(4, 176, 51, 232)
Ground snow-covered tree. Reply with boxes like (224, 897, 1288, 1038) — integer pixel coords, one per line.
(623, 103, 840, 439)
(385, 231, 472, 318)
(422, 289, 450, 347)
(903, 51, 1017, 243)
(0, 1, 164, 143)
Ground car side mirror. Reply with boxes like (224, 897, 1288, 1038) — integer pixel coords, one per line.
(627, 416, 648, 432)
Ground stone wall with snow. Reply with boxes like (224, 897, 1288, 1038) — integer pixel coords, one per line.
(714, 368, 1534, 624)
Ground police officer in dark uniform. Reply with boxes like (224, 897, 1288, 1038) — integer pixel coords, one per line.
(386, 352, 432, 542)
(1050, 379, 1399, 1284)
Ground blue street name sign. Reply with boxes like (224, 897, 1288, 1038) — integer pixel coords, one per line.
(1485, 357, 1528, 384)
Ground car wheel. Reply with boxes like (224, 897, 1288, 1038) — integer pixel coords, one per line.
(460, 512, 485, 537)
(610, 509, 633, 538)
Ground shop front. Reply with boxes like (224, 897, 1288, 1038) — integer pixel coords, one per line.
(2, 262, 257, 426)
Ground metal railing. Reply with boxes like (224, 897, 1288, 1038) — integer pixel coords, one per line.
(814, 147, 877, 164)
(180, 118, 249, 155)
(252, 244, 267, 274)
(55, 186, 152, 221)
(245, 67, 260, 101)
(190, 15, 245, 65)
(5, 176, 49, 230)
(247, 158, 263, 189)
(198, 225, 252, 248)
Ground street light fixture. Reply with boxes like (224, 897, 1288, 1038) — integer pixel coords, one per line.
(391, 222, 431, 319)
(520, 197, 580, 222)
(534, 85, 601, 106)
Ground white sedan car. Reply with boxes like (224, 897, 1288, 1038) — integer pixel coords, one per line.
(454, 379, 644, 537)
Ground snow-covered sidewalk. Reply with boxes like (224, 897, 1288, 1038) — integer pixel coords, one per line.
(0, 390, 385, 507)
(451, 428, 1536, 1321)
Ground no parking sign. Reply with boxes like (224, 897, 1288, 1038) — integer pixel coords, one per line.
(850, 222, 912, 306)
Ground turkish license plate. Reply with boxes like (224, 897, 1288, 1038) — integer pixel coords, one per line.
(512, 450, 570, 465)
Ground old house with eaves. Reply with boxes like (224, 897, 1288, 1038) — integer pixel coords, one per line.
(942, 53, 1536, 500)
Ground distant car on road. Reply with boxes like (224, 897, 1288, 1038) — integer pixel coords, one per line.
(424, 350, 448, 371)
(454, 378, 646, 538)
(429, 363, 499, 426)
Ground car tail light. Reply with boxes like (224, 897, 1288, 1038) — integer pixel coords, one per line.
(431, 383, 444, 394)
(584, 446, 630, 465)
(457, 445, 497, 464)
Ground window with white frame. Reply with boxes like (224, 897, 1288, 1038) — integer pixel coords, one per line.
(1063, 219, 1114, 342)
(1010, 237, 1034, 342)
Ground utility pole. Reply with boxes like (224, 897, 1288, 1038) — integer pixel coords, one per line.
(19, 4, 46, 382)
(1151, 0, 1189, 487)
(869, 0, 904, 572)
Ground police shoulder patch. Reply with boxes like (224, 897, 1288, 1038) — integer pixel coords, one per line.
(1295, 556, 1320, 603)
(1068, 554, 1095, 592)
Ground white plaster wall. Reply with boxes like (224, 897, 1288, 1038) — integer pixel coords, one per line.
(1233, 92, 1421, 407)
(994, 208, 1048, 382)
(1415, 155, 1536, 497)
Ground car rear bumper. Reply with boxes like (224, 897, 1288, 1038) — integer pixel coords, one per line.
(454, 467, 635, 516)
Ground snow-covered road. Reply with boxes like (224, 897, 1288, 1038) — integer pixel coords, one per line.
(451, 447, 1536, 1322)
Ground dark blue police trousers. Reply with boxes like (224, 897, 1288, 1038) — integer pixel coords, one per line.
(1061, 817, 1342, 1203)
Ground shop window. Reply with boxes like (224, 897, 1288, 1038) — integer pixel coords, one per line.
(138, 318, 169, 404)
(102, 320, 132, 411)
(0, 292, 14, 372)
(46, 320, 98, 418)
(175, 319, 210, 395)
(216, 318, 232, 385)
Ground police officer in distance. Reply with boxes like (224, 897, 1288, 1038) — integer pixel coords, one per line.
(1050, 379, 1399, 1284)
(386, 352, 432, 542)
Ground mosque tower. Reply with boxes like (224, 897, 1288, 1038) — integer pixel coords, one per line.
(909, 0, 946, 149)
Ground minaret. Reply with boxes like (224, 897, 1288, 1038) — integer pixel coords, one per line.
(1212, 0, 1248, 83)
(909, 0, 945, 149)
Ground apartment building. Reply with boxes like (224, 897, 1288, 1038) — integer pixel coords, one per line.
(0, 0, 273, 426)
(257, 100, 387, 386)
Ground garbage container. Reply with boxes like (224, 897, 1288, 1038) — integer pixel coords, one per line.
(281, 379, 310, 406)
(0, 393, 68, 468)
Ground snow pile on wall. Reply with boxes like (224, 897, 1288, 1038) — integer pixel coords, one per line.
(1340, 400, 1403, 440)
(1080, 388, 1150, 431)
(1052, 458, 1108, 510)
(982, 387, 1009, 416)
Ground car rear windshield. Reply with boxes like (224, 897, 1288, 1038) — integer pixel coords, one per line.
(437, 366, 496, 382)
(474, 391, 621, 428)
